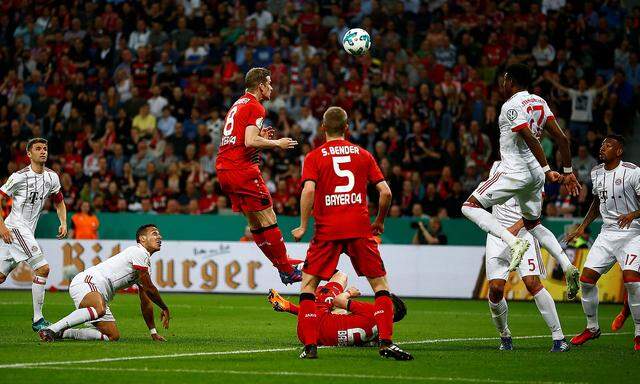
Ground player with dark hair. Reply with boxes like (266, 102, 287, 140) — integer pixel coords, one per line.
(267, 271, 407, 347)
(0, 138, 67, 332)
(461, 64, 582, 307)
(292, 106, 412, 360)
(216, 67, 302, 285)
(566, 135, 640, 350)
(38, 224, 170, 342)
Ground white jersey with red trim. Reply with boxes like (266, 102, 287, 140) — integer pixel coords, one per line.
(0, 165, 62, 234)
(85, 244, 151, 301)
(591, 161, 640, 234)
(498, 91, 554, 174)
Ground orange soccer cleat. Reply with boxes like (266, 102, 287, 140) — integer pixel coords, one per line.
(611, 294, 630, 332)
(570, 328, 601, 346)
(268, 289, 292, 312)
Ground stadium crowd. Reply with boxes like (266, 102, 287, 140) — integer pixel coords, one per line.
(0, 0, 638, 224)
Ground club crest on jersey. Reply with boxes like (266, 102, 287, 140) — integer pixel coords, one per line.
(616, 178, 622, 185)
(31, 246, 38, 252)
(44, 182, 51, 189)
(506, 109, 518, 121)
(255, 117, 264, 129)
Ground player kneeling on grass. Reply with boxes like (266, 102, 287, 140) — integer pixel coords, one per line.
(484, 162, 569, 352)
(268, 271, 407, 347)
(38, 224, 170, 342)
(292, 106, 412, 360)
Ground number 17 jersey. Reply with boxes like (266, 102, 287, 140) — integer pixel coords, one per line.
(302, 139, 384, 241)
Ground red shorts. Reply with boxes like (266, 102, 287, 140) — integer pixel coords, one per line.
(303, 237, 386, 280)
(217, 168, 272, 213)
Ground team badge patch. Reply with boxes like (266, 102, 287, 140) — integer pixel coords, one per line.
(506, 109, 518, 121)
(44, 182, 51, 189)
(32, 246, 38, 252)
(616, 178, 622, 185)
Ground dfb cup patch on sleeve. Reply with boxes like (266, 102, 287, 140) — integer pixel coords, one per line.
(256, 117, 264, 129)
(507, 109, 518, 121)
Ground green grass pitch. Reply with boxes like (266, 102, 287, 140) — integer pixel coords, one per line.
(0, 290, 636, 384)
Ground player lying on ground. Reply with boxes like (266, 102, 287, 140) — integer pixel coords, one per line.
(461, 63, 581, 299)
(565, 135, 640, 350)
(268, 271, 407, 347)
(292, 106, 412, 360)
(484, 162, 569, 352)
(0, 138, 67, 332)
(215, 67, 301, 285)
(38, 224, 170, 342)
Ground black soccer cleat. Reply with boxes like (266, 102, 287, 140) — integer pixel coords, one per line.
(279, 266, 302, 285)
(379, 342, 414, 361)
(299, 344, 318, 359)
(38, 328, 57, 342)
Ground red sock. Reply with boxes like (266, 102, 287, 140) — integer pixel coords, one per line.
(621, 292, 631, 317)
(297, 293, 318, 346)
(252, 225, 293, 273)
(374, 290, 394, 343)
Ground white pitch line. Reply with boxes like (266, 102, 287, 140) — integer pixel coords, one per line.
(0, 332, 631, 370)
(13, 366, 588, 384)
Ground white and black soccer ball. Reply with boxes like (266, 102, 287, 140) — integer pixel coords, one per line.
(342, 28, 371, 56)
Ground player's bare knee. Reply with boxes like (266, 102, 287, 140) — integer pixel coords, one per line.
(488, 280, 505, 302)
(580, 268, 600, 285)
(0, 274, 6, 284)
(522, 276, 543, 295)
(34, 264, 50, 277)
(368, 276, 389, 293)
(105, 329, 120, 341)
(522, 217, 541, 230)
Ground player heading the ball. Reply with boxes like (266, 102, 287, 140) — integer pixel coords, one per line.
(215, 67, 302, 285)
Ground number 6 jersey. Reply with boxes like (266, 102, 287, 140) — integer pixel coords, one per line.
(0, 166, 62, 234)
(301, 139, 384, 241)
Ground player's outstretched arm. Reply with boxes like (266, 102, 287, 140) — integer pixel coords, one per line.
(333, 287, 361, 310)
(54, 199, 68, 239)
(245, 125, 297, 150)
(292, 181, 315, 241)
(565, 196, 600, 243)
(545, 119, 580, 195)
(139, 288, 165, 341)
(372, 181, 392, 235)
(137, 269, 170, 330)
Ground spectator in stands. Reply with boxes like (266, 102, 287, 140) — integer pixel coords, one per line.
(412, 219, 448, 245)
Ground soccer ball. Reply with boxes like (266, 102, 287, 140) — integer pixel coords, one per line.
(342, 28, 371, 56)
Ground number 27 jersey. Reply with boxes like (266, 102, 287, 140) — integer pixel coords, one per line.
(302, 139, 384, 241)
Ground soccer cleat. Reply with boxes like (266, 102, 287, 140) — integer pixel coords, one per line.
(508, 238, 530, 272)
(299, 344, 318, 359)
(634, 336, 640, 351)
(279, 266, 302, 285)
(38, 328, 58, 342)
(570, 328, 601, 346)
(379, 342, 414, 361)
(268, 288, 291, 312)
(550, 338, 570, 352)
(611, 312, 629, 332)
(565, 266, 580, 300)
(32, 317, 51, 332)
(499, 337, 514, 351)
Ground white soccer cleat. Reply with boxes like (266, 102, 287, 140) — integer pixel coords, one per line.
(508, 238, 530, 272)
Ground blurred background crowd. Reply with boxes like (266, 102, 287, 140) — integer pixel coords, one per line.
(0, 0, 638, 233)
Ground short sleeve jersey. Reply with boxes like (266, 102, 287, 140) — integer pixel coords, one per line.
(302, 139, 384, 241)
(0, 166, 62, 233)
(215, 92, 266, 171)
(89, 244, 151, 301)
(591, 161, 640, 233)
(498, 91, 554, 173)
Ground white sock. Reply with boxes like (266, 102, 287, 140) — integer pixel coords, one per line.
(624, 281, 640, 337)
(62, 328, 109, 341)
(488, 298, 511, 337)
(462, 205, 517, 246)
(49, 307, 99, 333)
(528, 225, 573, 272)
(533, 288, 564, 340)
(580, 281, 599, 331)
(32, 276, 47, 322)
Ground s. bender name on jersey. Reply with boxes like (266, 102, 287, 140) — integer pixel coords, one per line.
(321, 144, 364, 207)
(321, 145, 361, 156)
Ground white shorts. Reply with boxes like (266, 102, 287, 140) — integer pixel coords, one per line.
(473, 167, 545, 220)
(69, 271, 116, 322)
(583, 231, 640, 275)
(0, 225, 47, 276)
(486, 229, 544, 281)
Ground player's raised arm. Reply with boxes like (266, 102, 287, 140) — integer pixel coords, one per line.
(137, 269, 170, 330)
(544, 119, 581, 196)
(139, 288, 165, 341)
(245, 125, 297, 150)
